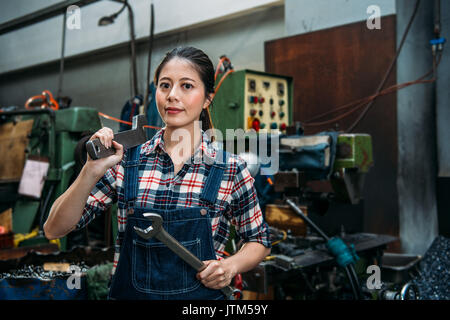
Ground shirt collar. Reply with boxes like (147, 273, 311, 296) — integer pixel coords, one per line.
(141, 127, 217, 160)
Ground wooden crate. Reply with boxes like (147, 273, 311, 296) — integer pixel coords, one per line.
(265, 204, 307, 236)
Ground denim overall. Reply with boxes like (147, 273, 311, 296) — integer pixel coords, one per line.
(108, 145, 230, 300)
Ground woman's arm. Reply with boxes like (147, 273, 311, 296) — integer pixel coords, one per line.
(44, 129, 123, 240)
(197, 242, 270, 290)
(44, 164, 104, 239)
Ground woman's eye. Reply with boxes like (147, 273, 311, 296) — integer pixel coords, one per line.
(159, 83, 170, 89)
(183, 83, 193, 89)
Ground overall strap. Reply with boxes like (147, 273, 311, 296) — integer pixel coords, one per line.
(200, 150, 231, 204)
(123, 145, 142, 209)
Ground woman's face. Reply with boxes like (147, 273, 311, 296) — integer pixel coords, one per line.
(156, 57, 211, 130)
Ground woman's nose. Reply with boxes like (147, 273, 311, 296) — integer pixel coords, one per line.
(167, 85, 179, 101)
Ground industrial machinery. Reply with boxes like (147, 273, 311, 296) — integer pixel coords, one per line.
(0, 105, 102, 255)
(233, 131, 400, 300)
(211, 68, 403, 300)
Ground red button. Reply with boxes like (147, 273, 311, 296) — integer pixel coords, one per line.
(270, 111, 276, 118)
(259, 97, 265, 104)
(280, 123, 287, 130)
(252, 119, 260, 131)
(250, 109, 257, 116)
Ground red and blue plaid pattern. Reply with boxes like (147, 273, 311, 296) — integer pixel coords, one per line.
(77, 128, 271, 273)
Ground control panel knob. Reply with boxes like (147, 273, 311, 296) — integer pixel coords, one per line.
(252, 119, 261, 131)
(270, 122, 278, 129)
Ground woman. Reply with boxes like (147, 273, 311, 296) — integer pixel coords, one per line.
(44, 46, 271, 300)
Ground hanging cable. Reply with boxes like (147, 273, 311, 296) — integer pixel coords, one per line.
(143, 1, 155, 113)
(98, 111, 161, 129)
(302, 49, 442, 129)
(346, 0, 421, 132)
(57, 10, 67, 99)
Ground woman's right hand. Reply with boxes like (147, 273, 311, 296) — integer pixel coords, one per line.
(85, 127, 124, 179)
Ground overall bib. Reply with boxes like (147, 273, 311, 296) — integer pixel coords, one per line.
(108, 145, 230, 300)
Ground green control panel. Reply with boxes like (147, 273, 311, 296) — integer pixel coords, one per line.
(211, 69, 293, 135)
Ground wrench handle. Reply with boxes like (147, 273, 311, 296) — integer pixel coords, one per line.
(156, 229, 206, 271)
(156, 229, 235, 299)
(86, 139, 116, 160)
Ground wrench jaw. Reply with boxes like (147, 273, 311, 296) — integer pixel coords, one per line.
(134, 213, 164, 240)
(133, 225, 157, 240)
(132, 114, 148, 144)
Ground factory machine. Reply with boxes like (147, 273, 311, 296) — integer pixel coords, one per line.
(211, 69, 418, 300)
(0, 71, 419, 300)
(0, 106, 102, 256)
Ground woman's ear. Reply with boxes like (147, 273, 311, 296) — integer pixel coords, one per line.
(203, 93, 213, 110)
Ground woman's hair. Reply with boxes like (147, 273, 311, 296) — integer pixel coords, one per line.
(154, 46, 215, 131)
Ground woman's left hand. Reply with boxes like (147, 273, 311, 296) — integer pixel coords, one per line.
(196, 259, 237, 290)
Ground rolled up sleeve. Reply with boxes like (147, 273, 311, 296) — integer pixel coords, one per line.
(76, 166, 118, 230)
(230, 158, 271, 248)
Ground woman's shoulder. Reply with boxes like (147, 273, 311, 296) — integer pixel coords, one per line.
(219, 151, 255, 181)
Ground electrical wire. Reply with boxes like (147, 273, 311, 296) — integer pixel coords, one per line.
(57, 11, 67, 98)
(271, 229, 287, 246)
(207, 56, 235, 137)
(345, 266, 360, 300)
(98, 111, 161, 129)
(302, 51, 442, 128)
(346, 0, 422, 132)
(301, 0, 427, 132)
(143, 1, 154, 112)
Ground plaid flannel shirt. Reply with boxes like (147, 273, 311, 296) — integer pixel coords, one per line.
(76, 128, 271, 274)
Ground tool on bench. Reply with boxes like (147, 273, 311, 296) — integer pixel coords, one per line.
(134, 213, 237, 300)
(85, 114, 148, 160)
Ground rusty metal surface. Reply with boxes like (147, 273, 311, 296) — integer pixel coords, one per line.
(0, 243, 59, 261)
(0, 246, 114, 272)
(265, 16, 400, 247)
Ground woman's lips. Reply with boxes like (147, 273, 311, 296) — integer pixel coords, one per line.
(165, 107, 183, 114)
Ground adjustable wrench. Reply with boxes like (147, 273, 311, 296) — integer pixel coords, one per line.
(86, 114, 148, 160)
(134, 213, 235, 299)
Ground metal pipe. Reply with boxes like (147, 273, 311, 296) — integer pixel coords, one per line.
(0, 0, 101, 35)
(348, 263, 363, 299)
(286, 198, 363, 299)
(112, 0, 138, 97)
(286, 199, 330, 241)
(57, 11, 67, 98)
(344, 266, 359, 300)
(144, 1, 155, 112)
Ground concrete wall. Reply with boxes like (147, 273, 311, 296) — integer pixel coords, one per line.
(396, 0, 439, 254)
(436, 0, 450, 177)
(285, 0, 395, 36)
(0, 2, 285, 132)
(0, 0, 283, 74)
